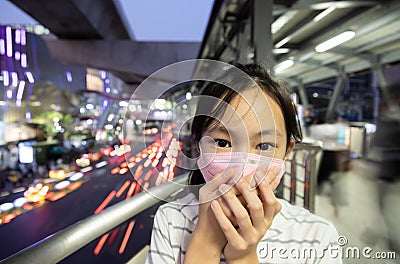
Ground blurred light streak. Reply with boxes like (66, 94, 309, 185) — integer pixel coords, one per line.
(67, 182, 82, 191)
(20, 28, 26, 46)
(80, 166, 93, 173)
(116, 180, 130, 197)
(118, 220, 136, 254)
(143, 159, 151, 168)
(0, 39, 5, 55)
(16, 80, 25, 100)
(134, 179, 142, 195)
(15, 29, 20, 44)
(25, 71, 34, 83)
(151, 159, 159, 168)
(94, 190, 116, 214)
(119, 167, 128, 174)
(21, 53, 27, 68)
(49, 192, 67, 202)
(144, 170, 152, 181)
(94, 233, 109, 255)
(3, 213, 17, 224)
(125, 182, 136, 200)
(6, 26, 12, 57)
(111, 167, 120, 174)
(133, 169, 143, 181)
(108, 228, 119, 245)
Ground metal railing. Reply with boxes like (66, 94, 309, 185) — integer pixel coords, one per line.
(278, 142, 323, 212)
(0, 174, 189, 264)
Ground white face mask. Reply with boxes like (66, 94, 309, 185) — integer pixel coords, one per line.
(197, 151, 285, 183)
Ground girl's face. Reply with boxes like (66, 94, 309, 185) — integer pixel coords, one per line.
(201, 88, 288, 159)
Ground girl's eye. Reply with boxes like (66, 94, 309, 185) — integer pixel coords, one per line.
(256, 143, 275, 151)
(214, 139, 231, 148)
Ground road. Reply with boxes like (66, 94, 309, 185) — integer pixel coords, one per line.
(0, 135, 183, 263)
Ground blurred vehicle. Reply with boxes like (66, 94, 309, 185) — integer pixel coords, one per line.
(49, 169, 66, 180)
(109, 144, 131, 157)
(76, 155, 90, 168)
(24, 182, 49, 203)
(87, 152, 101, 162)
(143, 126, 159, 135)
(48, 162, 73, 180)
(100, 147, 113, 156)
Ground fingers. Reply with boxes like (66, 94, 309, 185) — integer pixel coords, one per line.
(216, 164, 282, 229)
(210, 168, 283, 257)
(205, 167, 236, 191)
(212, 180, 267, 249)
(269, 165, 284, 191)
(218, 183, 254, 231)
(199, 166, 238, 203)
(249, 164, 281, 191)
(254, 166, 282, 219)
(210, 199, 243, 244)
(248, 164, 269, 190)
(217, 196, 237, 226)
(234, 178, 266, 232)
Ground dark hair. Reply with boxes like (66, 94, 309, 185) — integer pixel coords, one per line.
(188, 62, 302, 189)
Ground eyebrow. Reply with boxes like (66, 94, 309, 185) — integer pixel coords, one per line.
(208, 124, 229, 134)
(209, 124, 283, 138)
(256, 129, 283, 138)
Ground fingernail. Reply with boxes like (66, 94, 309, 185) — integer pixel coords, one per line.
(225, 167, 234, 174)
(274, 174, 283, 184)
(231, 172, 243, 183)
(272, 165, 281, 175)
(248, 179, 258, 191)
(223, 167, 235, 178)
(226, 165, 240, 175)
(211, 200, 219, 210)
(254, 171, 265, 183)
(219, 184, 230, 193)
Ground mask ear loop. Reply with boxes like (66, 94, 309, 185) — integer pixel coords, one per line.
(247, 158, 274, 192)
(197, 136, 218, 168)
(272, 155, 287, 195)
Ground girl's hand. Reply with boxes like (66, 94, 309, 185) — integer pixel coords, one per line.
(210, 165, 282, 263)
(184, 167, 239, 263)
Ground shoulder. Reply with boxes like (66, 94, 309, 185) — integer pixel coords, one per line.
(150, 191, 198, 257)
(278, 198, 333, 225)
(270, 199, 339, 240)
(155, 191, 199, 224)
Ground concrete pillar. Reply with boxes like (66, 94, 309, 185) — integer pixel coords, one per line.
(325, 68, 346, 121)
(238, 22, 252, 64)
(252, 0, 274, 69)
(374, 65, 396, 111)
(296, 79, 309, 107)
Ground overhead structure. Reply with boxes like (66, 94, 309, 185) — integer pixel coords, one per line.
(10, 0, 132, 40)
(9, 0, 201, 90)
(196, 0, 400, 121)
(199, 0, 400, 104)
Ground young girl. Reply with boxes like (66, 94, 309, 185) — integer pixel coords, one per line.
(146, 62, 342, 263)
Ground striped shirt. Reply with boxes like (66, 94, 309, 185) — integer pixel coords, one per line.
(146, 190, 342, 264)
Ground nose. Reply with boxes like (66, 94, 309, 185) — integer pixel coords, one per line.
(231, 140, 251, 153)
